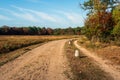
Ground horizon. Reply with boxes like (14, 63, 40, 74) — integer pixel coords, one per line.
(0, 0, 87, 28)
(0, 25, 83, 29)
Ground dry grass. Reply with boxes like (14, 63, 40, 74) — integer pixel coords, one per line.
(65, 40, 113, 80)
(0, 43, 42, 66)
(78, 36, 120, 66)
(95, 46, 120, 65)
(0, 35, 76, 54)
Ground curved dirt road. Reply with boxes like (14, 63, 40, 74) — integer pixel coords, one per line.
(0, 40, 71, 80)
(74, 41, 120, 80)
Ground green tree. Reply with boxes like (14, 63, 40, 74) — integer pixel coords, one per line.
(81, 0, 119, 15)
(112, 5, 120, 40)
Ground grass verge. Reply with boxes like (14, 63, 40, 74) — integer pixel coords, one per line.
(77, 36, 120, 65)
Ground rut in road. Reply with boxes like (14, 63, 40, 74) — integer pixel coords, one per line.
(0, 40, 72, 80)
(74, 40, 120, 80)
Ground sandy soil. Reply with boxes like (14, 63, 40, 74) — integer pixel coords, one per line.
(0, 40, 71, 80)
(74, 41, 120, 80)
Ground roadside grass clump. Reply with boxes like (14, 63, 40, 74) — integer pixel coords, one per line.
(65, 40, 113, 80)
(78, 36, 110, 50)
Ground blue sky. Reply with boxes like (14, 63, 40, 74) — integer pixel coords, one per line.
(0, 0, 87, 28)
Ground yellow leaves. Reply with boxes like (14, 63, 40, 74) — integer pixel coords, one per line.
(112, 5, 120, 23)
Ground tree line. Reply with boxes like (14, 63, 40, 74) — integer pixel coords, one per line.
(0, 25, 82, 35)
(81, 0, 120, 43)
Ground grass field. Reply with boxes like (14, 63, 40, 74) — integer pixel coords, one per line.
(0, 35, 77, 54)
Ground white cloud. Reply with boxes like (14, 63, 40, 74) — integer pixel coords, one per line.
(11, 6, 85, 24)
(0, 15, 11, 20)
(27, 10, 57, 22)
(57, 11, 85, 24)
(0, 7, 39, 22)
(0, 6, 85, 27)
(12, 12, 38, 22)
(11, 5, 24, 12)
(68, 13, 85, 24)
(11, 6, 58, 22)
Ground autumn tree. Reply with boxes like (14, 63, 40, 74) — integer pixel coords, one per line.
(0, 26, 82, 35)
(81, 0, 118, 42)
(47, 28, 53, 35)
(0, 25, 10, 35)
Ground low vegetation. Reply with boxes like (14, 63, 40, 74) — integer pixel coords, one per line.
(0, 35, 77, 54)
(78, 36, 120, 65)
(0, 42, 41, 66)
(65, 40, 113, 80)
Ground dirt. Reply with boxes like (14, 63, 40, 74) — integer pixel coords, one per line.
(65, 41, 113, 80)
(74, 40, 120, 80)
(95, 46, 120, 65)
(0, 40, 71, 80)
(1, 39, 119, 80)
